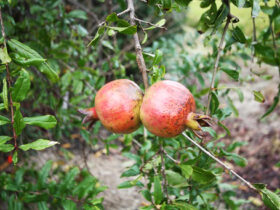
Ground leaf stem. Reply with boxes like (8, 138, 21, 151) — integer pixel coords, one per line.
(0, 7, 17, 148)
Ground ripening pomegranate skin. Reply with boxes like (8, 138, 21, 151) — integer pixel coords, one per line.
(79, 79, 143, 134)
(140, 80, 209, 138)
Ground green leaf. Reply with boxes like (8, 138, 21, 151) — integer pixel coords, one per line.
(12, 151, 18, 164)
(0, 115, 10, 126)
(67, 10, 87, 20)
(0, 136, 12, 145)
(252, 0, 260, 18)
(232, 26, 246, 43)
(0, 144, 14, 152)
(2, 78, 9, 111)
(11, 69, 30, 102)
(154, 175, 163, 204)
(253, 91, 265, 103)
(227, 97, 239, 117)
(163, 0, 172, 10)
(10, 53, 46, 66)
(38, 160, 53, 187)
(172, 202, 197, 210)
(24, 115, 57, 129)
(141, 189, 152, 202)
(192, 166, 216, 185)
(37, 62, 59, 83)
(220, 149, 247, 167)
(210, 92, 219, 114)
(13, 108, 25, 136)
(220, 68, 239, 81)
(88, 26, 105, 47)
(261, 89, 279, 119)
(0, 47, 11, 64)
(121, 165, 140, 177)
(0, 103, 4, 110)
(106, 13, 119, 22)
(166, 170, 189, 188)
(19, 139, 59, 151)
(7, 39, 42, 59)
(180, 164, 193, 179)
(152, 49, 163, 65)
(142, 32, 148, 44)
(62, 200, 77, 210)
(117, 180, 144, 189)
(107, 25, 137, 35)
(254, 184, 280, 210)
(144, 19, 166, 31)
(7, 39, 58, 82)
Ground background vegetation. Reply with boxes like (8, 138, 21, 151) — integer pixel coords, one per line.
(0, 0, 280, 209)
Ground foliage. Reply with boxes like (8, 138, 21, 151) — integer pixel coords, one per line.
(0, 0, 280, 209)
(0, 160, 106, 209)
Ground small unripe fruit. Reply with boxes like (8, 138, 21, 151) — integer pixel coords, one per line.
(140, 80, 210, 138)
(80, 79, 143, 134)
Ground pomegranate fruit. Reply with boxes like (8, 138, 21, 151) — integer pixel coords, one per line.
(79, 79, 143, 134)
(140, 80, 210, 138)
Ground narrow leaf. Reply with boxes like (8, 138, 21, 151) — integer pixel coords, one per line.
(0, 136, 12, 145)
(2, 78, 9, 111)
(19, 139, 59, 151)
(0, 47, 11, 64)
(24, 115, 57, 129)
(154, 175, 163, 204)
(253, 91, 265, 103)
(11, 69, 31, 102)
(0, 115, 10, 126)
(0, 144, 14, 152)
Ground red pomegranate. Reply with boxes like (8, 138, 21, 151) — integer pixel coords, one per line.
(140, 80, 210, 138)
(80, 79, 143, 134)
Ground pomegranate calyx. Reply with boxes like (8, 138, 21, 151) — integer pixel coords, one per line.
(78, 107, 99, 126)
(185, 113, 212, 131)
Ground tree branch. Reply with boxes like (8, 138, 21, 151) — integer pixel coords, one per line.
(182, 132, 257, 191)
(0, 8, 17, 148)
(134, 17, 167, 30)
(206, 1, 233, 115)
(127, 0, 149, 89)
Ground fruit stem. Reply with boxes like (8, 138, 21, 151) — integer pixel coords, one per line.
(78, 107, 99, 128)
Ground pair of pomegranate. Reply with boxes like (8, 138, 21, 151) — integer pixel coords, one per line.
(80, 79, 209, 138)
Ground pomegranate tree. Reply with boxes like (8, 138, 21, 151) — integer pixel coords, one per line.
(140, 80, 210, 138)
(80, 79, 143, 134)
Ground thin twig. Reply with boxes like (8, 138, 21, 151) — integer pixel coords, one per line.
(134, 17, 167, 30)
(182, 132, 257, 191)
(159, 139, 169, 203)
(98, 8, 131, 27)
(206, 0, 233, 115)
(127, 0, 149, 89)
(0, 8, 17, 148)
(163, 150, 180, 164)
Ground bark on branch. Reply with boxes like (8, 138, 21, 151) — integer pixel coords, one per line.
(127, 0, 149, 89)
